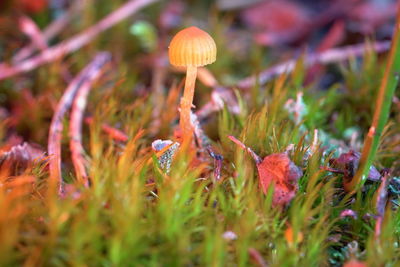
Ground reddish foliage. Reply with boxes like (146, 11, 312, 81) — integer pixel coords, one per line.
(242, 0, 310, 46)
(326, 150, 381, 192)
(343, 259, 367, 267)
(18, 0, 48, 13)
(317, 20, 345, 52)
(348, 1, 398, 34)
(0, 142, 46, 174)
(257, 153, 302, 206)
(85, 117, 128, 142)
(228, 136, 302, 206)
(305, 20, 345, 84)
(329, 150, 381, 181)
(248, 248, 268, 267)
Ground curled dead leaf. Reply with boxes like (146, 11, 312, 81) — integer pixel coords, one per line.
(257, 153, 303, 206)
(228, 136, 303, 206)
(343, 259, 367, 267)
(326, 150, 381, 192)
(241, 0, 310, 46)
(18, 0, 48, 13)
(0, 142, 46, 174)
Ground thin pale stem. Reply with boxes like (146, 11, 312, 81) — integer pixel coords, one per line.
(0, 0, 158, 81)
(180, 65, 197, 141)
(48, 52, 110, 196)
(70, 81, 93, 187)
(348, 7, 400, 193)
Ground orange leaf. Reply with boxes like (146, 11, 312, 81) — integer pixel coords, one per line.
(343, 259, 367, 267)
(229, 136, 302, 207)
(257, 153, 302, 206)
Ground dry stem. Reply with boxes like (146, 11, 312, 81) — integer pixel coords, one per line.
(0, 0, 158, 81)
(69, 60, 110, 187)
(48, 52, 111, 195)
(84, 117, 128, 142)
(13, 1, 83, 63)
(194, 41, 391, 120)
(228, 135, 262, 164)
(237, 41, 390, 89)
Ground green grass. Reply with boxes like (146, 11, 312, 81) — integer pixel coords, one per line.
(0, 1, 399, 266)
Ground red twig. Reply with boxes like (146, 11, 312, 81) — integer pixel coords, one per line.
(48, 52, 111, 195)
(84, 117, 129, 142)
(69, 59, 110, 187)
(228, 135, 262, 164)
(195, 41, 391, 119)
(16, 14, 72, 82)
(248, 248, 268, 267)
(237, 41, 390, 89)
(18, 16, 48, 53)
(13, 1, 83, 63)
(0, 0, 158, 81)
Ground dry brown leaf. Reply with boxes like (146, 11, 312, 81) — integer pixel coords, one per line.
(327, 150, 381, 192)
(18, 0, 48, 13)
(0, 142, 46, 174)
(229, 136, 302, 207)
(343, 259, 367, 267)
(257, 153, 303, 206)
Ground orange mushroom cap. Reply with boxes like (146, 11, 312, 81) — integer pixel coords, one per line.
(168, 26, 217, 67)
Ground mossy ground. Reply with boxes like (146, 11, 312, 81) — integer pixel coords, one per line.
(0, 1, 399, 266)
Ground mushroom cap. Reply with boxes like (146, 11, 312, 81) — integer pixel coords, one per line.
(168, 26, 217, 67)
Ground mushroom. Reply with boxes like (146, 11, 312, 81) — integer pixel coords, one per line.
(168, 26, 217, 141)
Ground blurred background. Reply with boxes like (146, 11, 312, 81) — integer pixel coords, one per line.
(0, 0, 399, 145)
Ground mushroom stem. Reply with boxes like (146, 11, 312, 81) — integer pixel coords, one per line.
(180, 65, 198, 140)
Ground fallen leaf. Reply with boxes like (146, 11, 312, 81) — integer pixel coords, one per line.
(18, 0, 48, 13)
(229, 136, 302, 206)
(257, 153, 303, 206)
(0, 142, 46, 174)
(343, 259, 367, 267)
(242, 0, 310, 46)
(328, 150, 381, 182)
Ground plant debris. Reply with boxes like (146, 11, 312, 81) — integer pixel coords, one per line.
(0, 142, 46, 174)
(152, 139, 180, 173)
(326, 150, 381, 190)
(229, 135, 303, 206)
(0, 0, 399, 265)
